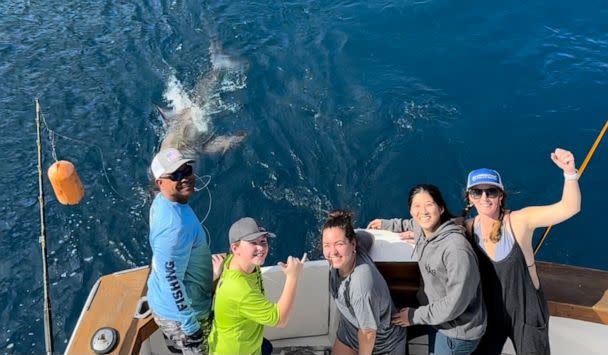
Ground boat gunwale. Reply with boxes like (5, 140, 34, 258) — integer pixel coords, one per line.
(65, 260, 608, 355)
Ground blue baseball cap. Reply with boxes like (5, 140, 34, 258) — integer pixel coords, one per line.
(466, 168, 504, 190)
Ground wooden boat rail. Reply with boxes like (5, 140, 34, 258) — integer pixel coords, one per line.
(537, 262, 608, 324)
(376, 261, 608, 325)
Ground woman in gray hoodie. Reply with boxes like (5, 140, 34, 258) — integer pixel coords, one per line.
(368, 184, 486, 355)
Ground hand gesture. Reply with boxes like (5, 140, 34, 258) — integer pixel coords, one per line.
(551, 148, 577, 174)
(391, 307, 411, 327)
(367, 219, 382, 229)
(278, 255, 304, 279)
(212, 253, 227, 281)
(399, 231, 416, 245)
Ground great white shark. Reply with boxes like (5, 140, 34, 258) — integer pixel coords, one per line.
(155, 41, 247, 159)
(155, 105, 246, 157)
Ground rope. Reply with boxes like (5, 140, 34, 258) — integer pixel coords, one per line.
(35, 99, 55, 355)
(40, 102, 217, 255)
(40, 111, 127, 200)
(534, 120, 608, 255)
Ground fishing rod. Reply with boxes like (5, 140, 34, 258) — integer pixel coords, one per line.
(534, 120, 608, 255)
(36, 99, 55, 354)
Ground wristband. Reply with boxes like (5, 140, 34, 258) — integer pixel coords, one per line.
(564, 169, 579, 181)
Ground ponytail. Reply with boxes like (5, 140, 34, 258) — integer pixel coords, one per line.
(488, 207, 505, 243)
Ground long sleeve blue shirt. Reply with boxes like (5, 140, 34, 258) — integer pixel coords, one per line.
(146, 194, 213, 335)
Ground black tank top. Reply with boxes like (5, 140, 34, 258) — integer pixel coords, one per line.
(471, 215, 550, 354)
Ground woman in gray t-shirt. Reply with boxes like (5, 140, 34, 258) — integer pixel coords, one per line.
(322, 210, 406, 355)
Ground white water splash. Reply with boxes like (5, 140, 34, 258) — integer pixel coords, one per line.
(160, 44, 247, 136)
(163, 74, 209, 133)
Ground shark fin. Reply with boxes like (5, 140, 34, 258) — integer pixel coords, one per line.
(201, 131, 247, 154)
(154, 104, 177, 124)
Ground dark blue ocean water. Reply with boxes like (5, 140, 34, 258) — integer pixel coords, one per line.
(1, 0, 607, 353)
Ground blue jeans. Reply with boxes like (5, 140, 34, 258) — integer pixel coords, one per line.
(428, 327, 480, 355)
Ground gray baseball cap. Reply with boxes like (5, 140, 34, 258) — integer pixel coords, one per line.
(229, 217, 276, 244)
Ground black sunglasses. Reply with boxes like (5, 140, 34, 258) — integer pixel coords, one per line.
(469, 187, 501, 199)
(162, 164, 193, 182)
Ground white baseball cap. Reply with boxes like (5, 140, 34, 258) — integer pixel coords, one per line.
(150, 148, 194, 179)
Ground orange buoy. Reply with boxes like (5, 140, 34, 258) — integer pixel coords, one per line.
(47, 160, 85, 205)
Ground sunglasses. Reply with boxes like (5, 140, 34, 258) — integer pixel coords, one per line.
(162, 164, 193, 182)
(468, 187, 501, 199)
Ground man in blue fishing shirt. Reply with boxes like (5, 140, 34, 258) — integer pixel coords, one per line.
(147, 148, 224, 355)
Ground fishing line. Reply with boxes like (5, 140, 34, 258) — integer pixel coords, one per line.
(39, 66, 227, 247)
(193, 174, 213, 223)
(194, 174, 212, 193)
(42, 114, 218, 253)
(40, 111, 128, 201)
(194, 173, 214, 248)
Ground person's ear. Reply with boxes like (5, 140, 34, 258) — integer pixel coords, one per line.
(230, 243, 239, 255)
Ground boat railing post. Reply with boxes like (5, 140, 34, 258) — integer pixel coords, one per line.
(36, 99, 55, 355)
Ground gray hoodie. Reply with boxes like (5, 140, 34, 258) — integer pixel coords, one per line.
(380, 218, 486, 340)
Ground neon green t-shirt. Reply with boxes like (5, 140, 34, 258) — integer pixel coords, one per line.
(209, 254, 280, 355)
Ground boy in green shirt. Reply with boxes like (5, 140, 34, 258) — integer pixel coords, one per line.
(209, 217, 305, 355)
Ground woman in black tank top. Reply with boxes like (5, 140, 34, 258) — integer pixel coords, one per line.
(461, 148, 581, 355)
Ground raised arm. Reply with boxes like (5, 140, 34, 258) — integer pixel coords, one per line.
(212, 253, 227, 282)
(275, 256, 304, 327)
(512, 148, 581, 235)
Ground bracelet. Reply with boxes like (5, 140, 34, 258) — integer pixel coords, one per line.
(564, 169, 579, 181)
